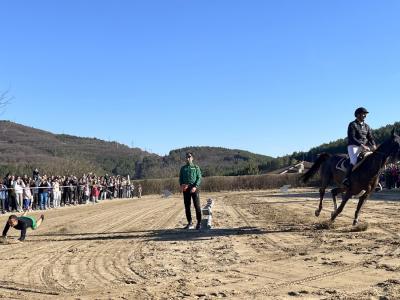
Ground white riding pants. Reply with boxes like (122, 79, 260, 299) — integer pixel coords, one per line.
(348, 145, 362, 165)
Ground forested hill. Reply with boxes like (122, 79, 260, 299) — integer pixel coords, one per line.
(141, 146, 275, 178)
(2, 120, 397, 178)
(0, 121, 274, 178)
(277, 121, 400, 164)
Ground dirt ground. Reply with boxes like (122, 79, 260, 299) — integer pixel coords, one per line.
(0, 188, 399, 299)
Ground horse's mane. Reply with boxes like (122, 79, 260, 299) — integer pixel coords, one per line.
(357, 135, 399, 170)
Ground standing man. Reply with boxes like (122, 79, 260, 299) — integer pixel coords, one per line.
(342, 107, 376, 187)
(179, 152, 202, 230)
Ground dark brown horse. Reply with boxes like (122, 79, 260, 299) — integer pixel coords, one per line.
(301, 129, 400, 225)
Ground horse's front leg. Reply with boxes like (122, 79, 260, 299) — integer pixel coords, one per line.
(315, 187, 325, 217)
(353, 194, 369, 226)
(331, 192, 351, 222)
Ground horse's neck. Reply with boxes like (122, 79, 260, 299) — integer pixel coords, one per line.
(365, 151, 390, 177)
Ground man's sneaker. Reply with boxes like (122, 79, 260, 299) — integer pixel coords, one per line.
(184, 223, 194, 230)
(195, 223, 201, 230)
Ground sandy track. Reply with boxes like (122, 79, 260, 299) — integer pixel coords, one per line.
(0, 189, 399, 299)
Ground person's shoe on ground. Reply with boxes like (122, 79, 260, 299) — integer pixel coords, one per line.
(195, 223, 201, 230)
(184, 223, 194, 230)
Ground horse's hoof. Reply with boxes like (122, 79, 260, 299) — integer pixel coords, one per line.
(315, 209, 320, 217)
(351, 222, 368, 232)
(316, 220, 334, 230)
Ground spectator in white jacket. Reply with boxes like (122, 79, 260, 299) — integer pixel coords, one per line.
(23, 179, 33, 211)
(13, 177, 25, 212)
(52, 179, 61, 208)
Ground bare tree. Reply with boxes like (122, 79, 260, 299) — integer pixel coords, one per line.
(0, 90, 12, 114)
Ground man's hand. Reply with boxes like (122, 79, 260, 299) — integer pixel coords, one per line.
(362, 144, 370, 151)
(190, 187, 197, 193)
(371, 145, 377, 151)
(180, 184, 189, 192)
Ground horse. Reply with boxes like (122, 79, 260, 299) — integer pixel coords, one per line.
(301, 129, 400, 226)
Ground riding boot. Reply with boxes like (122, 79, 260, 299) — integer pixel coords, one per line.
(342, 165, 352, 188)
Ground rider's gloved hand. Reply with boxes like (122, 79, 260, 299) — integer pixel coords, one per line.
(362, 144, 370, 151)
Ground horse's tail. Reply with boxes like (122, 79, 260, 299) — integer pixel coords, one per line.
(301, 153, 331, 183)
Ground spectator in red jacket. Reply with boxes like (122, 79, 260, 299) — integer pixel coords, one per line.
(91, 181, 100, 204)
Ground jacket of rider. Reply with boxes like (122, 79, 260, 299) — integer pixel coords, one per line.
(347, 120, 376, 147)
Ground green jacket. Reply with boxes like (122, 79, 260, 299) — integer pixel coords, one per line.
(179, 163, 202, 187)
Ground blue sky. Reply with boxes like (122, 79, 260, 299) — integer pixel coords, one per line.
(1, 0, 399, 157)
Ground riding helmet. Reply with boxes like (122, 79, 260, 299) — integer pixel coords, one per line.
(354, 107, 369, 117)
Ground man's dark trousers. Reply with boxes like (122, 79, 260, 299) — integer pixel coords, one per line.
(183, 189, 201, 225)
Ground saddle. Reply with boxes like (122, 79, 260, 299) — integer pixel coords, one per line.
(336, 151, 373, 173)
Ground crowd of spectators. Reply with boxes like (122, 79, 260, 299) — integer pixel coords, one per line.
(380, 163, 400, 190)
(0, 169, 143, 214)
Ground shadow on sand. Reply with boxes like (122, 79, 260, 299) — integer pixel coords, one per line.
(27, 225, 318, 243)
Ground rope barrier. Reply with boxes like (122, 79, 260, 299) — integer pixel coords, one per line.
(0, 184, 135, 191)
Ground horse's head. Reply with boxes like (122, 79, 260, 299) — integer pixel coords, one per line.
(391, 128, 400, 160)
(375, 128, 400, 160)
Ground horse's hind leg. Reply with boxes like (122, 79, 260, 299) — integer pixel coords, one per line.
(331, 187, 343, 211)
(315, 187, 326, 217)
(353, 193, 369, 226)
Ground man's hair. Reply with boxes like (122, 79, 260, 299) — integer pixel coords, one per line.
(186, 151, 193, 157)
(8, 215, 18, 221)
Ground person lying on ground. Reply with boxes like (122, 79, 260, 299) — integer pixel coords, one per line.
(2, 212, 44, 242)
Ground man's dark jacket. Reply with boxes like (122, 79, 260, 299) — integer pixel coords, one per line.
(347, 120, 376, 147)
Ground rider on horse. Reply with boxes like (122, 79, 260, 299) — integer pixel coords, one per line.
(342, 107, 376, 187)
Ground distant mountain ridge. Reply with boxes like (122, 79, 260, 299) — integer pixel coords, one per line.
(1, 120, 398, 178)
(0, 121, 274, 178)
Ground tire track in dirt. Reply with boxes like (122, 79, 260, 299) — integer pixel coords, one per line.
(40, 198, 171, 294)
(125, 200, 183, 281)
(57, 207, 150, 290)
(230, 204, 285, 252)
(36, 202, 143, 293)
(227, 198, 325, 261)
(222, 193, 400, 298)
(259, 235, 400, 297)
(244, 194, 398, 256)
(219, 196, 328, 295)
(221, 195, 287, 253)
(75, 198, 183, 299)
(256, 216, 400, 295)
(87, 199, 180, 287)
(41, 197, 182, 297)
(0, 203, 129, 298)
(2, 190, 398, 299)
(0, 199, 158, 296)
(0, 280, 60, 297)
(4, 207, 119, 276)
